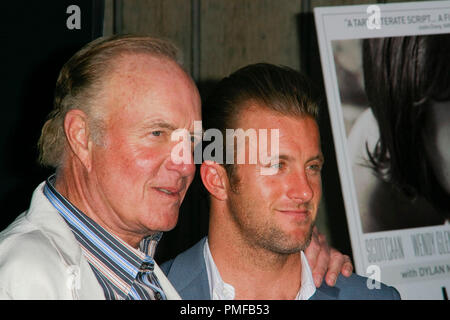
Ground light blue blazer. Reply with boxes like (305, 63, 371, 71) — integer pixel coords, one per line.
(161, 237, 401, 300)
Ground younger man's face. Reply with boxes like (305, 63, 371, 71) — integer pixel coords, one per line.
(226, 105, 323, 254)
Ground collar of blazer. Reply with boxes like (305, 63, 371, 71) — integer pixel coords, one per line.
(164, 237, 211, 300)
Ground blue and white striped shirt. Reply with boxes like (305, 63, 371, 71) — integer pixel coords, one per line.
(44, 175, 166, 300)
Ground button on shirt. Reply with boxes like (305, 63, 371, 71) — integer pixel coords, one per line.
(44, 175, 167, 300)
(204, 238, 316, 300)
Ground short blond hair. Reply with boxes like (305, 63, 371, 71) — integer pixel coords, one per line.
(38, 34, 183, 168)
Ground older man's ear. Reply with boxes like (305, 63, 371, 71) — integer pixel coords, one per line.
(64, 109, 94, 172)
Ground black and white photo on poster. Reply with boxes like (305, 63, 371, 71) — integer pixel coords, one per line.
(314, 0, 450, 299)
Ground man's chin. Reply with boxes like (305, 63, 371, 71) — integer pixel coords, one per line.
(264, 231, 313, 255)
(278, 237, 312, 254)
(279, 227, 314, 253)
(161, 222, 178, 232)
(146, 210, 180, 232)
(159, 216, 179, 232)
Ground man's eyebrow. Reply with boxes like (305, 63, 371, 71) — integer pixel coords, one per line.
(277, 154, 324, 163)
(144, 120, 177, 130)
(143, 120, 197, 136)
(308, 154, 325, 163)
(278, 154, 294, 161)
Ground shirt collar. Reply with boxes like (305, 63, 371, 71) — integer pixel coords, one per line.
(296, 249, 317, 300)
(204, 237, 316, 300)
(44, 175, 162, 297)
(204, 239, 235, 300)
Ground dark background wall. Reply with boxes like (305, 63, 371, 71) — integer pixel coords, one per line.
(0, 1, 103, 230)
(2, 0, 412, 265)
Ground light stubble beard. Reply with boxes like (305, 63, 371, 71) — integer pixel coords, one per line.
(255, 218, 316, 255)
(227, 192, 316, 256)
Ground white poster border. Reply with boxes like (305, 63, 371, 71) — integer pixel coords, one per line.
(314, 1, 450, 300)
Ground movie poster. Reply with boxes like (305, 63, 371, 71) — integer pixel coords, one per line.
(314, 1, 450, 299)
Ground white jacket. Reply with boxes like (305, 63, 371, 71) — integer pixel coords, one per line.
(0, 182, 181, 300)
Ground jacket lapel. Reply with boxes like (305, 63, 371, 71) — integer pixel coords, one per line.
(154, 263, 182, 300)
(27, 182, 105, 299)
(166, 237, 211, 300)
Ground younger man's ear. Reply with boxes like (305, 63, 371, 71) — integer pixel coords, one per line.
(200, 161, 229, 201)
(64, 109, 93, 171)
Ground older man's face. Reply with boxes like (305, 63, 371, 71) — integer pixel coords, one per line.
(90, 54, 201, 240)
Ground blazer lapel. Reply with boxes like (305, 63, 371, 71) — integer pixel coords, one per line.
(166, 237, 211, 300)
(27, 182, 105, 299)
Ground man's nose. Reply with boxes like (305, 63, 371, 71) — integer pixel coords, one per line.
(286, 171, 314, 203)
(165, 151, 196, 177)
